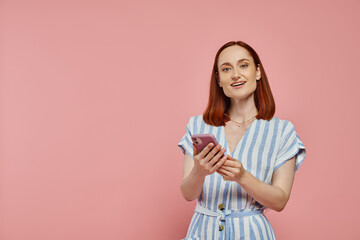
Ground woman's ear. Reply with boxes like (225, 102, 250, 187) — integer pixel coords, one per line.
(215, 70, 222, 87)
(256, 64, 261, 80)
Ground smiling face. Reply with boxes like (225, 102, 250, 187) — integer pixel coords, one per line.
(217, 45, 261, 101)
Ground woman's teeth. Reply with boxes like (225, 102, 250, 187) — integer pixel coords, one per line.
(232, 82, 245, 86)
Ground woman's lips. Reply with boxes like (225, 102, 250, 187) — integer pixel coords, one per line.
(231, 81, 246, 88)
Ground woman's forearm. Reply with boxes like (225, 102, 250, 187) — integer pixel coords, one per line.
(180, 169, 205, 201)
(237, 171, 289, 211)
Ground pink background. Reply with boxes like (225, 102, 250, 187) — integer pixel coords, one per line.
(1, 0, 359, 239)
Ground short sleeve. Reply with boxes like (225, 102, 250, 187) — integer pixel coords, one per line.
(274, 121, 306, 172)
(178, 117, 194, 159)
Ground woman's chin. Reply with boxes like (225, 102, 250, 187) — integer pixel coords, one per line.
(225, 92, 255, 101)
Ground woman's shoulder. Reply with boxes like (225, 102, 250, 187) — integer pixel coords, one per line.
(265, 116, 297, 135)
(259, 116, 295, 131)
(185, 114, 216, 132)
(186, 114, 206, 126)
(188, 114, 204, 121)
(264, 116, 292, 124)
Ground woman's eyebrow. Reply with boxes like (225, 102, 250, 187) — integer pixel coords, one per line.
(219, 58, 250, 67)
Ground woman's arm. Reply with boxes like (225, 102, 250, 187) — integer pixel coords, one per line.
(217, 156, 296, 211)
(180, 144, 227, 201)
(180, 152, 205, 201)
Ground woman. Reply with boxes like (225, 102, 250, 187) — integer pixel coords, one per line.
(178, 41, 306, 240)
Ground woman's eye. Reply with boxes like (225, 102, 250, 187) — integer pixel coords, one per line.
(222, 67, 231, 72)
(240, 64, 248, 68)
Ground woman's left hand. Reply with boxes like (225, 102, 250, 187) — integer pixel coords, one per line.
(216, 155, 247, 182)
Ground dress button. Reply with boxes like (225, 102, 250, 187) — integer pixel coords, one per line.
(219, 225, 224, 231)
(218, 203, 225, 211)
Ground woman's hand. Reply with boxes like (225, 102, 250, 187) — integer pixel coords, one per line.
(192, 143, 227, 178)
(216, 155, 247, 182)
(180, 143, 227, 201)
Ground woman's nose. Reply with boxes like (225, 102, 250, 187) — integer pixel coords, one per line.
(232, 68, 240, 79)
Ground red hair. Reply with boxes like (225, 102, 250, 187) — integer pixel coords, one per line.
(203, 41, 275, 126)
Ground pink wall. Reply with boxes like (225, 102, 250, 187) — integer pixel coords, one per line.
(1, 0, 359, 239)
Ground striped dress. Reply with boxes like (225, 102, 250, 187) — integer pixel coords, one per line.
(178, 115, 306, 240)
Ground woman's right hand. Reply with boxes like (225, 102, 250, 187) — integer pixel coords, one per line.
(192, 143, 227, 178)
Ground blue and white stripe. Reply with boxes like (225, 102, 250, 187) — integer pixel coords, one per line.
(178, 115, 306, 240)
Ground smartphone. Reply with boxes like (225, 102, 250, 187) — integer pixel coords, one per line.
(191, 134, 219, 153)
(192, 134, 226, 180)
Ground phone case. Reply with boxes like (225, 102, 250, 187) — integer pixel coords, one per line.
(191, 134, 219, 153)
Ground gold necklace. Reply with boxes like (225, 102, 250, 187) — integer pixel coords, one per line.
(229, 115, 257, 127)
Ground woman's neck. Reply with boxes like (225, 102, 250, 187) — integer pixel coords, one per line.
(228, 95, 258, 122)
